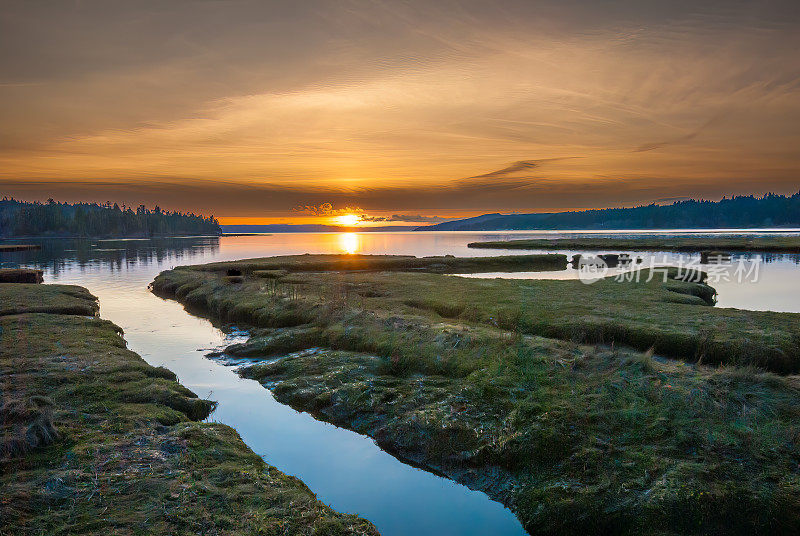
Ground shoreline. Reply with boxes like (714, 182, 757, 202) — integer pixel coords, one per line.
(2, 228, 800, 241)
(0, 281, 378, 535)
(0, 234, 222, 241)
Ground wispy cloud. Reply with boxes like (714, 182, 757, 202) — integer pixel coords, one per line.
(466, 158, 580, 180)
(634, 117, 722, 152)
(468, 160, 544, 179)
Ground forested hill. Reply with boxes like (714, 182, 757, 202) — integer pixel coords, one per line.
(419, 192, 800, 231)
(0, 198, 221, 238)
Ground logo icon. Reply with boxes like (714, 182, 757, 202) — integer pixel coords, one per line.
(576, 255, 609, 284)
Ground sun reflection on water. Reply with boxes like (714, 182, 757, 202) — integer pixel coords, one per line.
(338, 232, 359, 254)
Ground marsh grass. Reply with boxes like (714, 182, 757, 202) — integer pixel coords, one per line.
(0, 395, 60, 458)
(240, 340, 800, 535)
(189, 252, 568, 274)
(0, 282, 98, 316)
(0, 284, 377, 536)
(152, 254, 800, 534)
(154, 257, 800, 373)
(0, 244, 41, 252)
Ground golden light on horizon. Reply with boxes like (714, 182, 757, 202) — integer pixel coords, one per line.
(338, 232, 359, 254)
(335, 214, 361, 227)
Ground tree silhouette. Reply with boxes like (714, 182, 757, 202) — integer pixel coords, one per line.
(0, 198, 221, 238)
(428, 192, 800, 231)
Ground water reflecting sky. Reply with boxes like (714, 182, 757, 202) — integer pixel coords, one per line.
(4, 231, 796, 312)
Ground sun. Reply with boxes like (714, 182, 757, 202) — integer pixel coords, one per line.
(335, 214, 361, 226)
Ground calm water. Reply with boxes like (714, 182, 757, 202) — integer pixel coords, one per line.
(2, 230, 800, 535)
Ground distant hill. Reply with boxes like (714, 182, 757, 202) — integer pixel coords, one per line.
(417, 192, 800, 231)
(0, 198, 221, 238)
(222, 224, 413, 234)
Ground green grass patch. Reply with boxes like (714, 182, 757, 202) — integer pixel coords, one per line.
(183, 252, 568, 275)
(239, 344, 800, 535)
(0, 282, 98, 316)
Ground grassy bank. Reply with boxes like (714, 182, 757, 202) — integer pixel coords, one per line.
(151, 254, 800, 534)
(153, 255, 800, 373)
(0, 283, 377, 535)
(467, 236, 800, 253)
(192, 252, 568, 275)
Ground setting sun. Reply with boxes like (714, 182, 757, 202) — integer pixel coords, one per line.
(335, 214, 361, 226)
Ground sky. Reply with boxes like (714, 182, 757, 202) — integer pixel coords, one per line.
(1, 0, 798, 225)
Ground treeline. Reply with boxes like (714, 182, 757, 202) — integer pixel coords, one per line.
(0, 198, 221, 238)
(424, 192, 800, 231)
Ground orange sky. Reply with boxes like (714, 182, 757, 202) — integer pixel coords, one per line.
(1, 1, 798, 225)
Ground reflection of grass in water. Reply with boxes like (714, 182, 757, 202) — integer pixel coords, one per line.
(0, 283, 378, 535)
(153, 254, 800, 534)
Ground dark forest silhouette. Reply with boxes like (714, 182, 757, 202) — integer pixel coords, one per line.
(0, 198, 221, 238)
(423, 192, 800, 231)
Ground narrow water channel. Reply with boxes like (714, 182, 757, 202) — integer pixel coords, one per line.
(105, 276, 527, 536)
